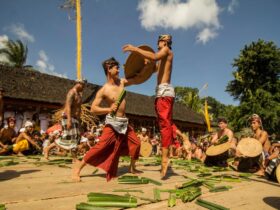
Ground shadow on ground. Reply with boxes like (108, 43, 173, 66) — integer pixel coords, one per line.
(249, 176, 280, 187)
(0, 169, 41, 181)
(263, 197, 280, 209)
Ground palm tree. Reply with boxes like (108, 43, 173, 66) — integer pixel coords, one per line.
(182, 91, 203, 113)
(0, 39, 28, 68)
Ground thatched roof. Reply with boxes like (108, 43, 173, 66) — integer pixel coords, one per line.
(0, 65, 205, 125)
(0, 65, 98, 105)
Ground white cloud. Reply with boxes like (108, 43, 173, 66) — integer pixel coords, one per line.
(137, 0, 221, 43)
(36, 50, 67, 78)
(0, 35, 9, 63)
(7, 24, 35, 43)
(228, 0, 239, 14)
(196, 27, 218, 44)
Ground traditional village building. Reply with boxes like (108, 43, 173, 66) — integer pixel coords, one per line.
(0, 65, 206, 135)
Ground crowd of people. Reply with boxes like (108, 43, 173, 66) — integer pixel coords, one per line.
(0, 112, 279, 182)
(0, 34, 279, 183)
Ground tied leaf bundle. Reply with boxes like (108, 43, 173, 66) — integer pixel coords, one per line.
(111, 89, 126, 117)
(117, 175, 162, 186)
(209, 186, 232, 192)
(76, 203, 107, 210)
(180, 190, 201, 202)
(113, 189, 144, 193)
(215, 135, 229, 145)
(168, 193, 176, 207)
(0, 160, 19, 167)
(159, 186, 201, 204)
(77, 192, 137, 208)
(153, 188, 161, 201)
(195, 198, 230, 210)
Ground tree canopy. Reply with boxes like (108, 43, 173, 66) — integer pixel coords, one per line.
(226, 39, 280, 135)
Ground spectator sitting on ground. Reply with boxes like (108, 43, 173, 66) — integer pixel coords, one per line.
(0, 117, 17, 155)
(137, 127, 150, 143)
(150, 133, 159, 156)
(77, 136, 90, 156)
(13, 121, 41, 155)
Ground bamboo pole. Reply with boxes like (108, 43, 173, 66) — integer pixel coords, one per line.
(76, 0, 82, 80)
(204, 99, 212, 132)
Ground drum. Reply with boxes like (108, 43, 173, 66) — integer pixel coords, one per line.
(237, 138, 263, 157)
(205, 142, 231, 166)
(124, 45, 156, 84)
(140, 142, 152, 157)
(206, 142, 231, 156)
(276, 165, 280, 184)
(236, 138, 263, 172)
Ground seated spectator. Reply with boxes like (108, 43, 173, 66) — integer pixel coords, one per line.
(0, 117, 17, 155)
(150, 134, 159, 156)
(13, 121, 41, 155)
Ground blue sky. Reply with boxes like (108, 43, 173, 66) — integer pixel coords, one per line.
(0, 0, 280, 105)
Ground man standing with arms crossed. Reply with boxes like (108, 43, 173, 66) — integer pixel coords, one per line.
(123, 34, 174, 179)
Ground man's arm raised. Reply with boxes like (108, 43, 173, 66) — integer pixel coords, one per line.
(122, 44, 169, 61)
(123, 60, 156, 87)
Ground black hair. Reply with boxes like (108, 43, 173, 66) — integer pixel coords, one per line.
(102, 57, 120, 75)
(217, 117, 228, 124)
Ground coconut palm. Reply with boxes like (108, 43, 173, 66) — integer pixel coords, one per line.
(0, 39, 28, 68)
(182, 91, 203, 113)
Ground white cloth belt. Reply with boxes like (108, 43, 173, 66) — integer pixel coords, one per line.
(105, 114, 128, 134)
(155, 83, 175, 98)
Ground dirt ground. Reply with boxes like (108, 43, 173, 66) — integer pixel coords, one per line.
(0, 156, 280, 210)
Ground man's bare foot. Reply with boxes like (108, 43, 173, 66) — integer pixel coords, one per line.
(160, 161, 169, 179)
(17, 152, 24, 157)
(254, 169, 265, 176)
(72, 163, 81, 182)
(72, 158, 79, 164)
(43, 148, 49, 160)
(129, 168, 143, 174)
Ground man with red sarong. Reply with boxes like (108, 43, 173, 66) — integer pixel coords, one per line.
(123, 34, 175, 178)
(72, 57, 142, 182)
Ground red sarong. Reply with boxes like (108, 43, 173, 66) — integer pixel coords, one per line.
(83, 125, 140, 181)
(155, 96, 174, 148)
(46, 123, 62, 135)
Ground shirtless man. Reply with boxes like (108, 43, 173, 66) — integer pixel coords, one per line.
(250, 114, 271, 175)
(172, 127, 192, 159)
(123, 34, 174, 178)
(72, 57, 142, 182)
(211, 118, 236, 149)
(138, 127, 150, 143)
(44, 79, 86, 161)
(250, 114, 271, 154)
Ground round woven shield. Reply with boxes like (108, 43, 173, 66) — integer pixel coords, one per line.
(206, 142, 231, 156)
(237, 138, 263, 157)
(140, 142, 152, 157)
(124, 45, 156, 84)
